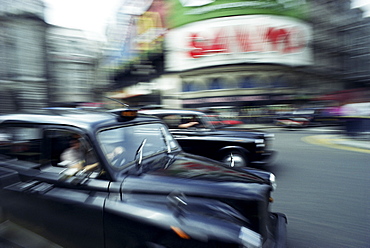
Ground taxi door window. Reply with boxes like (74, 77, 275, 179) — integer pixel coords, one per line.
(162, 115, 181, 129)
(44, 129, 98, 168)
(0, 126, 43, 164)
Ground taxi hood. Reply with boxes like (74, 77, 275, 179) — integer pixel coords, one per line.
(121, 152, 272, 200)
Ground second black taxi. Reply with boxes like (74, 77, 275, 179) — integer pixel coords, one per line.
(140, 109, 276, 168)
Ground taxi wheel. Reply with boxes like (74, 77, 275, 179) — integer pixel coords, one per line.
(221, 151, 248, 167)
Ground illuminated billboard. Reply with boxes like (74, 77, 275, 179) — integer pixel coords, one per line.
(166, 0, 308, 28)
(165, 15, 312, 71)
(103, 0, 167, 70)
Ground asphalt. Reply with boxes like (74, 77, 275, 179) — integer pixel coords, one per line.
(239, 124, 370, 151)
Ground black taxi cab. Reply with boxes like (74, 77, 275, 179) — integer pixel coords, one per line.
(140, 109, 275, 168)
(0, 108, 286, 248)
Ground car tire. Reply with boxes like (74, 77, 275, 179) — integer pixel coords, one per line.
(221, 151, 248, 167)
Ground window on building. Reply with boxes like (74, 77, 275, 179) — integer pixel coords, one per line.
(240, 77, 255, 88)
(210, 78, 222, 90)
(183, 81, 192, 92)
(272, 76, 288, 88)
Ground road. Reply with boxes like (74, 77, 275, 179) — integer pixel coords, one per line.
(262, 127, 370, 248)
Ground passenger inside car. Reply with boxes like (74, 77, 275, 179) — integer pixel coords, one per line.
(178, 115, 202, 129)
(162, 115, 181, 129)
(60, 134, 99, 173)
(178, 119, 199, 128)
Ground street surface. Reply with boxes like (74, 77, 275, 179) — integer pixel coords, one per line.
(261, 126, 370, 248)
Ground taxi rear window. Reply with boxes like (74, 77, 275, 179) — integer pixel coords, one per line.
(0, 126, 42, 163)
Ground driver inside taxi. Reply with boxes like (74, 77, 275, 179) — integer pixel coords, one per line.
(60, 135, 99, 173)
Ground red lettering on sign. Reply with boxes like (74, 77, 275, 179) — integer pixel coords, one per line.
(235, 28, 251, 52)
(266, 27, 289, 52)
(266, 27, 306, 53)
(210, 29, 229, 54)
(187, 25, 308, 58)
(189, 33, 204, 58)
(188, 30, 229, 58)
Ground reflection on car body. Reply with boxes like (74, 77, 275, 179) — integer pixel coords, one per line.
(140, 109, 276, 168)
(0, 108, 286, 248)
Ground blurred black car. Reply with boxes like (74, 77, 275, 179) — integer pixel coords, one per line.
(0, 108, 286, 248)
(275, 107, 339, 128)
(140, 109, 275, 167)
(275, 114, 310, 128)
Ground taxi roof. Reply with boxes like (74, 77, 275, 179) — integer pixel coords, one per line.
(140, 108, 206, 116)
(0, 108, 160, 131)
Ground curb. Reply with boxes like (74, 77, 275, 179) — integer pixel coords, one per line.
(302, 135, 370, 153)
(330, 136, 370, 150)
(239, 124, 370, 151)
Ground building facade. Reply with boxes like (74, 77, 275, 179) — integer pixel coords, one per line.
(163, 4, 313, 108)
(105, 0, 370, 111)
(0, 0, 48, 113)
(0, 0, 107, 113)
(47, 26, 101, 105)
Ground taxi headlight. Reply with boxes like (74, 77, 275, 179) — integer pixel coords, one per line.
(269, 173, 277, 191)
(239, 227, 262, 248)
(254, 139, 264, 144)
(264, 133, 275, 140)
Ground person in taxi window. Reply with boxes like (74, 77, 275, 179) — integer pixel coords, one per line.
(60, 135, 99, 173)
(178, 116, 199, 129)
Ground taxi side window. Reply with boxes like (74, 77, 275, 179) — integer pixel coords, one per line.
(45, 130, 86, 166)
(44, 129, 73, 167)
(0, 126, 43, 163)
(162, 115, 181, 129)
(45, 129, 100, 174)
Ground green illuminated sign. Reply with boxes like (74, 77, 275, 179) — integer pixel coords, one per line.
(166, 0, 308, 28)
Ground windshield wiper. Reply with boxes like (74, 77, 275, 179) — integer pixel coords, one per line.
(134, 138, 147, 170)
(230, 153, 235, 167)
(160, 127, 171, 154)
(160, 127, 178, 169)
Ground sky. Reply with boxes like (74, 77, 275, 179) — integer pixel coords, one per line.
(352, 0, 370, 16)
(43, 0, 123, 40)
(43, 0, 370, 41)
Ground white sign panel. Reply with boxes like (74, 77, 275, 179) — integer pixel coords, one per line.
(165, 15, 313, 71)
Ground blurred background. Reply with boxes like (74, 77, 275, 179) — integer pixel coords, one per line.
(0, 0, 369, 121)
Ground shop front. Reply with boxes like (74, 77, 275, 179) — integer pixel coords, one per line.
(163, 6, 313, 110)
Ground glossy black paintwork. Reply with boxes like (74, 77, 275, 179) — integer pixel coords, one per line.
(0, 109, 286, 247)
(140, 109, 275, 165)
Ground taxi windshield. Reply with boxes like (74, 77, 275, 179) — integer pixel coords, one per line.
(98, 123, 179, 169)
